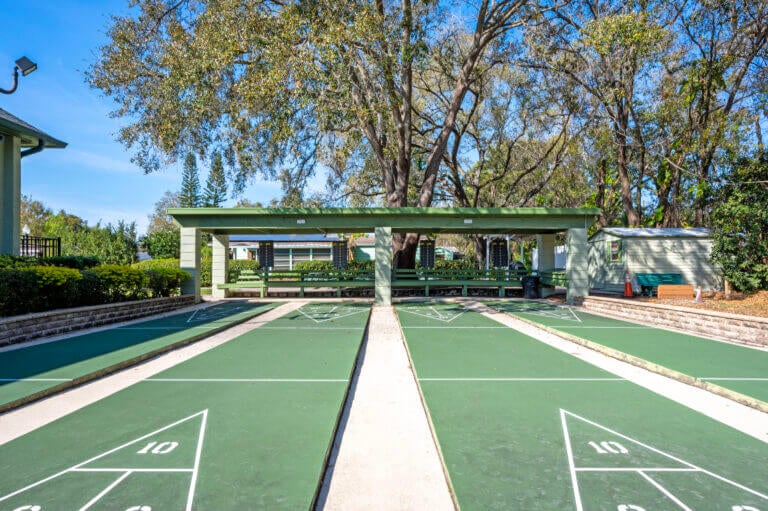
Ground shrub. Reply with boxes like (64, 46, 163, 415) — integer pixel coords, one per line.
(142, 228, 180, 259)
(0, 255, 38, 269)
(145, 267, 190, 297)
(348, 259, 374, 271)
(85, 265, 148, 302)
(132, 258, 180, 271)
(228, 259, 261, 282)
(293, 260, 334, 272)
(0, 266, 82, 315)
(0, 269, 40, 315)
(42, 255, 100, 269)
(434, 258, 478, 270)
(200, 256, 212, 287)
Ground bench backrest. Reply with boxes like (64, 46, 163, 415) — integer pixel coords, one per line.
(635, 273, 684, 286)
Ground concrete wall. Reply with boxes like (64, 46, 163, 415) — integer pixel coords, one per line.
(589, 232, 721, 292)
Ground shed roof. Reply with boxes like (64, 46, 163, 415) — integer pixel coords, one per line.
(0, 108, 67, 148)
(595, 227, 711, 239)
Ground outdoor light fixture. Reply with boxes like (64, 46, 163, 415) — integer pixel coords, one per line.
(0, 56, 37, 94)
(297, 219, 306, 224)
(464, 219, 473, 224)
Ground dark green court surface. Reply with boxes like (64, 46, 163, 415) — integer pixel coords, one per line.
(0, 301, 278, 410)
(0, 302, 369, 510)
(397, 301, 768, 510)
(487, 300, 768, 403)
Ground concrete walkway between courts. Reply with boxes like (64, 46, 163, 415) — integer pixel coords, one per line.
(318, 305, 456, 511)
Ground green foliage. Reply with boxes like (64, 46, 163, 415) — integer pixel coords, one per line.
(41, 256, 100, 269)
(0, 255, 39, 269)
(434, 259, 479, 270)
(710, 152, 768, 292)
(293, 260, 335, 272)
(200, 256, 212, 287)
(142, 228, 181, 259)
(147, 191, 181, 233)
(43, 212, 139, 265)
(180, 153, 201, 207)
(203, 152, 227, 207)
(228, 259, 261, 282)
(132, 258, 190, 296)
(0, 266, 82, 316)
(84, 265, 149, 302)
(348, 259, 374, 271)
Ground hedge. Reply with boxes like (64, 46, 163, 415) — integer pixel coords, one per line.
(293, 260, 335, 272)
(0, 261, 192, 317)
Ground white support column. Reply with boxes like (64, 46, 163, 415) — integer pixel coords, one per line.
(537, 234, 556, 298)
(566, 228, 589, 305)
(374, 227, 392, 306)
(211, 234, 230, 299)
(0, 135, 21, 255)
(180, 227, 201, 302)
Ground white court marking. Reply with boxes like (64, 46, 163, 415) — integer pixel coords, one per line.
(0, 378, 72, 382)
(419, 377, 624, 382)
(144, 378, 348, 383)
(297, 305, 368, 323)
(186, 305, 246, 323)
(561, 409, 768, 511)
(397, 305, 468, 323)
(0, 410, 208, 511)
(701, 378, 768, 381)
(495, 303, 583, 323)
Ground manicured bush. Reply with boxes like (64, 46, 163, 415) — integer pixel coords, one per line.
(132, 259, 190, 296)
(228, 259, 261, 282)
(0, 268, 41, 315)
(0, 255, 38, 269)
(200, 256, 212, 287)
(293, 260, 334, 272)
(434, 258, 478, 270)
(0, 266, 82, 315)
(348, 259, 374, 271)
(85, 265, 149, 302)
(42, 255, 100, 269)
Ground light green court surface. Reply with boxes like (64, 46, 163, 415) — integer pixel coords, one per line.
(397, 302, 768, 510)
(486, 300, 768, 403)
(0, 301, 278, 409)
(0, 302, 370, 510)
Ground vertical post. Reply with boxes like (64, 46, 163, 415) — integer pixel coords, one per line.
(374, 226, 392, 306)
(180, 227, 202, 302)
(566, 228, 589, 305)
(537, 234, 556, 298)
(0, 135, 21, 255)
(211, 234, 230, 299)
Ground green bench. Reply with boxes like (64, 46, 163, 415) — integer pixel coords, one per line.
(392, 269, 522, 297)
(635, 273, 684, 296)
(218, 269, 375, 297)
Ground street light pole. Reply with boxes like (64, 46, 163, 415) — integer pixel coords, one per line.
(0, 56, 37, 94)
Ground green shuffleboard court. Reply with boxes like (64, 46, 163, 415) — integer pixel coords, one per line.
(0, 301, 278, 410)
(397, 301, 768, 510)
(0, 302, 370, 510)
(487, 300, 768, 403)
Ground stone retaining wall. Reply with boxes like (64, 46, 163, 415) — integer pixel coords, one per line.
(0, 295, 196, 346)
(577, 295, 767, 348)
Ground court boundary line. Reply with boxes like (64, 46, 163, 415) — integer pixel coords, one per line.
(397, 304, 469, 324)
(562, 409, 768, 502)
(297, 304, 369, 323)
(144, 378, 349, 383)
(419, 377, 624, 382)
(482, 302, 768, 415)
(0, 304, 278, 414)
(0, 410, 207, 505)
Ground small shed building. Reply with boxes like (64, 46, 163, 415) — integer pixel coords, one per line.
(228, 234, 339, 269)
(588, 228, 721, 293)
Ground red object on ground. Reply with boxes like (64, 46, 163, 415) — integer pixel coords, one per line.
(624, 271, 633, 297)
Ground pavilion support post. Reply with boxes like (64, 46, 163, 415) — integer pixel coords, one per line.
(537, 234, 556, 298)
(0, 135, 21, 255)
(374, 226, 392, 306)
(211, 234, 230, 299)
(180, 227, 201, 302)
(566, 228, 589, 305)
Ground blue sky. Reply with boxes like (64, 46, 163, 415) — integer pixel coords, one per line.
(0, 1, 286, 235)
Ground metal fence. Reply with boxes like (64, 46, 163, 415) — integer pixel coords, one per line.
(19, 235, 61, 258)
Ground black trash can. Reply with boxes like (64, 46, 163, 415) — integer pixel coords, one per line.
(522, 276, 539, 299)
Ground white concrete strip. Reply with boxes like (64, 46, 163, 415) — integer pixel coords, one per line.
(318, 306, 456, 511)
(0, 301, 304, 446)
(465, 301, 768, 444)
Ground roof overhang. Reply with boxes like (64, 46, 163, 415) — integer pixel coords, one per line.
(168, 207, 600, 235)
(0, 108, 67, 149)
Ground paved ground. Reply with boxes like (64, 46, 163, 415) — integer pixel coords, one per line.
(0, 301, 277, 410)
(397, 301, 768, 510)
(1, 297, 766, 510)
(487, 300, 768, 402)
(0, 302, 368, 510)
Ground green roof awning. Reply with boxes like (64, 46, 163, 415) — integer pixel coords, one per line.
(0, 108, 67, 149)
